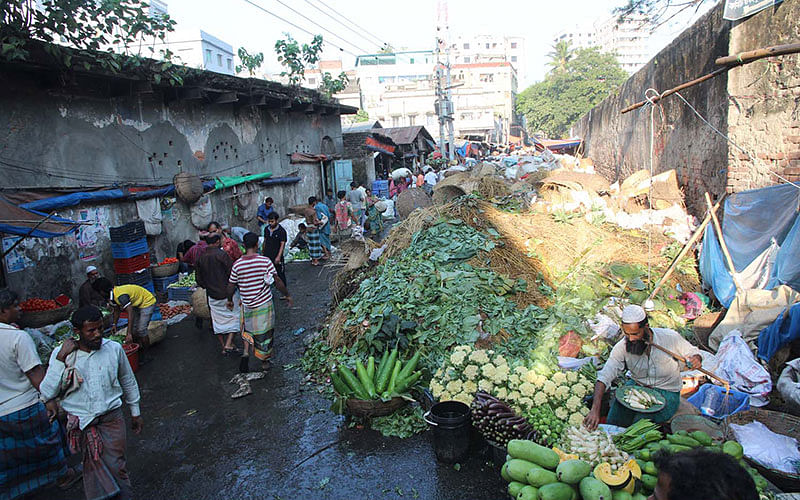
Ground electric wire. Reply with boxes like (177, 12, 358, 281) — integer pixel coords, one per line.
(270, 0, 372, 55)
(310, 0, 389, 49)
(241, 0, 359, 58)
(300, 0, 385, 52)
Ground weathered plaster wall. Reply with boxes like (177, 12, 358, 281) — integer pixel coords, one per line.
(0, 73, 344, 299)
(573, 5, 731, 215)
(726, 1, 800, 190)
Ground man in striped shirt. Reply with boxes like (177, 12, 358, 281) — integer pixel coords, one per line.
(227, 232, 292, 373)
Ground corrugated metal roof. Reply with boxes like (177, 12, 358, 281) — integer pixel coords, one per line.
(379, 126, 435, 146)
(342, 121, 383, 133)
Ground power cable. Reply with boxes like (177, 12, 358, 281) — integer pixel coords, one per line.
(300, 0, 385, 52)
(240, 0, 359, 58)
(310, 0, 389, 49)
(270, 0, 372, 55)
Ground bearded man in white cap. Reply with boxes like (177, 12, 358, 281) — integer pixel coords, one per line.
(584, 304, 703, 430)
(78, 265, 106, 308)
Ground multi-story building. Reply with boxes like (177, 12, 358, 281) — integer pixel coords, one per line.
(328, 48, 518, 144)
(161, 29, 235, 75)
(552, 24, 597, 50)
(449, 34, 525, 81)
(552, 15, 651, 74)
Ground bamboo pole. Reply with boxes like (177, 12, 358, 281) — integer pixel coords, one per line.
(648, 341, 730, 390)
(0, 212, 56, 260)
(621, 42, 800, 114)
(646, 199, 721, 302)
(704, 192, 742, 293)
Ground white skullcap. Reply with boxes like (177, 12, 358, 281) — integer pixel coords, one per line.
(621, 304, 646, 324)
(86, 265, 98, 274)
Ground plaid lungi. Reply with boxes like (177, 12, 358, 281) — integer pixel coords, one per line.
(0, 402, 66, 500)
(307, 229, 322, 259)
(241, 300, 275, 361)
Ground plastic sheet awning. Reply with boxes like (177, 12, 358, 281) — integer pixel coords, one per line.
(213, 172, 272, 190)
(0, 196, 80, 238)
(699, 183, 800, 307)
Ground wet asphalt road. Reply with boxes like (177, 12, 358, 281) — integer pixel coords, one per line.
(35, 262, 505, 500)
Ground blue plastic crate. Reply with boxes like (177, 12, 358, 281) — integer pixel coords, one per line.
(153, 273, 179, 292)
(167, 286, 193, 302)
(141, 281, 155, 294)
(111, 238, 149, 259)
(151, 309, 162, 321)
(687, 384, 750, 419)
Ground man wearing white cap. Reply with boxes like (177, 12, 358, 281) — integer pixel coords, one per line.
(78, 265, 106, 308)
(584, 304, 703, 430)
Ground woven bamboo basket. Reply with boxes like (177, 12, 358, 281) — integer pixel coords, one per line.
(150, 262, 179, 278)
(19, 302, 74, 328)
(693, 311, 724, 351)
(725, 408, 800, 491)
(345, 397, 407, 418)
(174, 172, 203, 204)
(394, 189, 432, 219)
(191, 288, 211, 319)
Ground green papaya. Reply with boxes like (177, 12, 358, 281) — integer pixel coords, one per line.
(578, 476, 613, 500)
(666, 444, 691, 454)
(507, 439, 560, 470)
(517, 485, 538, 500)
(640, 474, 657, 492)
(689, 430, 713, 446)
(555, 459, 592, 485)
(506, 459, 538, 483)
(508, 481, 525, 498)
(722, 441, 744, 460)
(612, 491, 633, 500)
(643, 461, 657, 476)
(675, 430, 688, 436)
(526, 467, 558, 488)
(631, 493, 649, 500)
(501, 462, 512, 482)
(666, 434, 701, 447)
(538, 482, 575, 500)
(636, 449, 651, 461)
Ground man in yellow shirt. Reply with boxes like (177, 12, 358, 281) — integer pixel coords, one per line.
(93, 278, 156, 362)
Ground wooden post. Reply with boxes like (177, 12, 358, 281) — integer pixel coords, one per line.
(704, 192, 742, 293)
(647, 199, 720, 301)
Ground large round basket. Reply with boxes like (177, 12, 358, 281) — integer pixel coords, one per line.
(174, 172, 203, 204)
(191, 288, 210, 319)
(151, 262, 179, 278)
(394, 189, 432, 219)
(693, 311, 724, 350)
(345, 397, 407, 418)
(725, 409, 800, 491)
(19, 302, 73, 328)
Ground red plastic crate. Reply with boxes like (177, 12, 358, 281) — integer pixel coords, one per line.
(113, 253, 150, 274)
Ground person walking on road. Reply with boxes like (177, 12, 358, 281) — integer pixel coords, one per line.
(228, 232, 292, 373)
(261, 212, 289, 297)
(0, 289, 79, 500)
(195, 233, 240, 355)
(310, 196, 331, 260)
(346, 181, 366, 226)
(40, 306, 143, 500)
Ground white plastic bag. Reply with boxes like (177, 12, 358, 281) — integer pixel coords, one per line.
(777, 358, 800, 410)
(711, 330, 772, 406)
(558, 356, 597, 371)
(731, 421, 800, 474)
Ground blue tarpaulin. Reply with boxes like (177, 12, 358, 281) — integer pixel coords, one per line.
(699, 184, 800, 307)
(758, 303, 800, 361)
(0, 196, 79, 238)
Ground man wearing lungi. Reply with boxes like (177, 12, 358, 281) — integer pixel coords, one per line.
(1, 289, 79, 499)
(310, 196, 331, 260)
(41, 306, 143, 500)
(227, 232, 292, 373)
(195, 233, 240, 355)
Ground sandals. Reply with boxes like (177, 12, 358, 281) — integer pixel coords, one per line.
(223, 347, 241, 356)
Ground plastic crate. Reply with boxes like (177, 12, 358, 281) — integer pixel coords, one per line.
(115, 268, 153, 286)
(151, 308, 163, 321)
(113, 254, 151, 275)
(111, 238, 149, 259)
(687, 384, 750, 419)
(141, 281, 155, 295)
(372, 179, 389, 198)
(109, 221, 146, 243)
(153, 273, 179, 292)
(167, 286, 193, 302)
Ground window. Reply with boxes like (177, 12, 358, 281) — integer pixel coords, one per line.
(410, 58, 415, 64)
(479, 73, 494, 82)
(205, 49, 212, 63)
(217, 53, 222, 66)
(511, 42, 517, 48)
(227, 58, 232, 70)
(511, 56, 517, 62)
(485, 43, 490, 49)
(492, 43, 497, 48)
(463, 43, 470, 49)
(463, 56, 470, 63)
(308, 78, 316, 85)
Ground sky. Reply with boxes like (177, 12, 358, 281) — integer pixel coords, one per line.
(163, 0, 714, 88)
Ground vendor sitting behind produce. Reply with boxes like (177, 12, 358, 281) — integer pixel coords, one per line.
(92, 278, 156, 364)
(584, 304, 702, 430)
(78, 265, 107, 308)
(290, 223, 309, 250)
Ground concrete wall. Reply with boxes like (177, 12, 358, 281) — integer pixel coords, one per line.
(574, 5, 730, 216)
(0, 71, 344, 299)
(574, 1, 800, 215)
(726, 0, 800, 190)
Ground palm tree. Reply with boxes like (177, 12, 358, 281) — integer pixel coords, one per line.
(546, 40, 573, 74)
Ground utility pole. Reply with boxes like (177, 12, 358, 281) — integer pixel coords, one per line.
(435, 0, 454, 161)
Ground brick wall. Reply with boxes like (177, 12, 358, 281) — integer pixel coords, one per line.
(725, 0, 800, 191)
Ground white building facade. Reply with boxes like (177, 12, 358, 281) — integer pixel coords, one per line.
(552, 16, 651, 74)
(449, 34, 526, 82)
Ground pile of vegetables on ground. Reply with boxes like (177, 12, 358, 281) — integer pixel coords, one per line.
(158, 302, 192, 319)
(157, 257, 179, 265)
(168, 272, 196, 288)
(330, 346, 423, 401)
